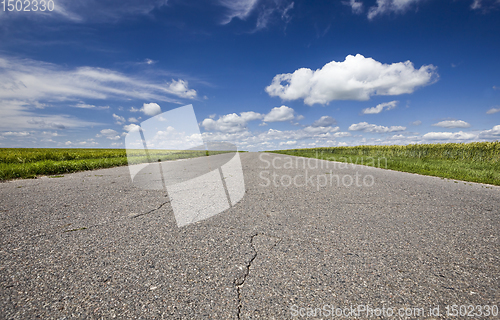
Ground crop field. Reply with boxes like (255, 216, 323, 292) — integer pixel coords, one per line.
(270, 141, 500, 186)
(0, 148, 227, 181)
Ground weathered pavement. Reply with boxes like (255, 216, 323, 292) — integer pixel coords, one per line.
(1, 152, 499, 319)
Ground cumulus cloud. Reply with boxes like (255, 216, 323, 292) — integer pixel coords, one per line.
(265, 54, 437, 105)
(201, 111, 263, 133)
(263, 105, 295, 122)
(411, 120, 422, 126)
(349, 122, 406, 133)
(280, 140, 297, 146)
(486, 107, 500, 114)
(362, 100, 398, 114)
(99, 129, 121, 140)
(141, 103, 162, 116)
(0, 56, 196, 104)
(167, 79, 197, 99)
(422, 131, 476, 140)
(478, 125, 500, 139)
(128, 117, 140, 123)
(113, 114, 126, 125)
(343, 0, 364, 14)
(123, 123, 141, 132)
(368, 0, 423, 19)
(2, 131, 30, 137)
(201, 106, 301, 133)
(432, 120, 471, 128)
(312, 116, 337, 127)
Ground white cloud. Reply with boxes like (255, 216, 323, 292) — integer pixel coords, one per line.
(367, 0, 423, 19)
(280, 140, 297, 146)
(422, 131, 476, 140)
(166, 79, 197, 99)
(201, 106, 300, 133)
(0, 100, 101, 131)
(0, 56, 196, 104)
(362, 100, 398, 114)
(74, 103, 109, 110)
(349, 122, 406, 133)
(471, 0, 500, 10)
(128, 117, 140, 123)
(99, 129, 121, 140)
(486, 107, 500, 114)
(113, 114, 126, 125)
(432, 120, 471, 128)
(123, 124, 141, 132)
(27, 119, 66, 129)
(219, 0, 294, 31)
(343, 0, 364, 14)
(78, 140, 99, 146)
(312, 116, 337, 127)
(411, 120, 422, 126)
(0, 0, 170, 23)
(2, 131, 30, 137)
(201, 111, 263, 133)
(130, 107, 140, 112)
(263, 105, 295, 122)
(479, 125, 500, 139)
(265, 54, 437, 105)
(219, 0, 259, 24)
(141, 103, 162, 116)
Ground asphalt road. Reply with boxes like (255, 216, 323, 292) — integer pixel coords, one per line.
(1, 152, 499, 319)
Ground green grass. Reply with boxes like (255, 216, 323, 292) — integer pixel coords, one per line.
(0, 148, 230, 181)
(269, 141, 500, 186)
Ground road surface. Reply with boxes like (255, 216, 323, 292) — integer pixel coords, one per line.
(1, 152, 499, 319)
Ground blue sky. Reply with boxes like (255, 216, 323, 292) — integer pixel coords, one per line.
(0, 0, 499, 151)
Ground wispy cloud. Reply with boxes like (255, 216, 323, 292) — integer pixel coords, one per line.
(470, 0, 500, 11)
(219, 0, 295, 32)
(0, 56, 197, 104)
(367, 0, 424, 20)
(219, 0, 259, 24)
(74, 103, 110, 110)
(348, 122, 406, 133)
(486, 107, 500, 114)
(432, 120, 471, 128)
(0, 0, 170, 24)
(0, 100, 102, 131)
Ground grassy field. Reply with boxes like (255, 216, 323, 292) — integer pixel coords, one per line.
(270, 141, 500, 186)
(0, 148, 226, 181)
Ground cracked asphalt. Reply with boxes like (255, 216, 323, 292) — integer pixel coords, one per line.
(1, 152, 499, 319)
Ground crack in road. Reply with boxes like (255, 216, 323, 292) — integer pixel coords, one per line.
(235, 233, 258, 320)
(129, 199, 170, 219)
(234, 233, 281, 319)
